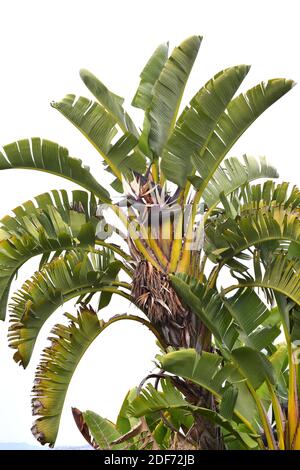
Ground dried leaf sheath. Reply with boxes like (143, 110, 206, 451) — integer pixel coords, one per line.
(132, 260, 201, 348)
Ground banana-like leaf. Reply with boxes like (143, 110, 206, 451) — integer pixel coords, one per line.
(9, 249, 127, 367)
(170, 274, 238, 350)
(171, 275, 278, 352)
(224, 254, 300, 306)
(31, 308, 162, 447)
(0, 138, 110, 201)
(52, 94, 146, 182)
(201, 155, 278, 209)
(223, 288, 281, 350)
(80, 68, 138, 136)
(220, 385, 238, 421)
(129, 378, 251, 447)
(76, 410, 124, 450)
(158, 349, 228, 396)
(192, 78, 295, 196)
(31, 307, 117, 446)
(257, 344, 288, 409)
(220, 181, 300, 218)
(104, 133, 147, 188)
(132, 43, 169, 111)
(50, 95, 118, 180)
(0, 190, 101, 321)
(158, 349, 260, 431)
(161, 65, 250, 186)
(206, 185, 300, 261)
(72, 398, 140, 450)
(116, 388, 139, 435)
(146, 35, 202, 157)
(245, 325, 281, 351)
(231, 346, 275, 389)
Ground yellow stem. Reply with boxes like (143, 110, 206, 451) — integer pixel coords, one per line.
(267, 381, 285, 450)
(146, 226, 169, 269)
(247, 382, 277, 450)
(287, 344, 299, 448)
(177, 190, 202, 273)
(168, 211, 183, 273)
(110, 204, 161, 270)
(151, 160, 159, 183)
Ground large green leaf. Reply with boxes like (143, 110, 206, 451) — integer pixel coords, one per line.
(31, 307, 105, 446)
(31, 307, 120, 446)
(0, 190, 101, 321)
(31, 308, 163, 447)
(192, 78, 295, 196)
(223, 254, 300, 306)
(231, 346, 275, 389)
(146, 35, 202, 157)
(257, 344, 288, 409)
(80, 411, 123, 450)
(161, 65, 250, 186)
(201, 155, 278, 209)
(0, 138, 110, 201)
(170, 274, 238, 350)
(129, 378, 251, 447)
(75, 409, 159, 450)
(9, 249, 127, 367)
(158, 349, 260, 430)
(52, 94, 146, 182)
(132, 43, 169, 111)
(116, 388, 139, 435)
(159, 349, 229, 396)
(73, 389, 140, 450)
(80, 68, 138, 136)
(104, 132, 147, 190)
(223, 288, 281, 350)
(226, 181, 300, 216)
(171, 275, 278, 352)
(206, 183, 300, 261)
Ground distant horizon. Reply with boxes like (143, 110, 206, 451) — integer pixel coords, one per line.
(0, 442, 90, 450)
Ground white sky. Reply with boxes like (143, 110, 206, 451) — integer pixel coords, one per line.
(0, 0, 299, 447)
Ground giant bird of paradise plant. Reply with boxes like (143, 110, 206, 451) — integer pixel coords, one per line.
(1, 35, 299, 450)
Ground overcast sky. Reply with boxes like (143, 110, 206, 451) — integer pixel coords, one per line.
(0, 0, 299, 447)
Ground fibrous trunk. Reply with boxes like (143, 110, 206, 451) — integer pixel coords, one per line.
(132, 260, 221, 450)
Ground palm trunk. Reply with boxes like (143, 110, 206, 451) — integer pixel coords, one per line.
(132, 260, 221, 450)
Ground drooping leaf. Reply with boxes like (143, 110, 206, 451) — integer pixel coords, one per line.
(0, 138, 110, 201)
(206, 183, 300, 262)
(224, 254, 300, 307)
(158, 349, 260, 431)
(202, 155, 278, 209)
(31, 309, 162, 447)
(129, 378, 250, 447)
(9, 249, 127, 367)
(0, 190, 101, 321)
(31, 307, 118, 447)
